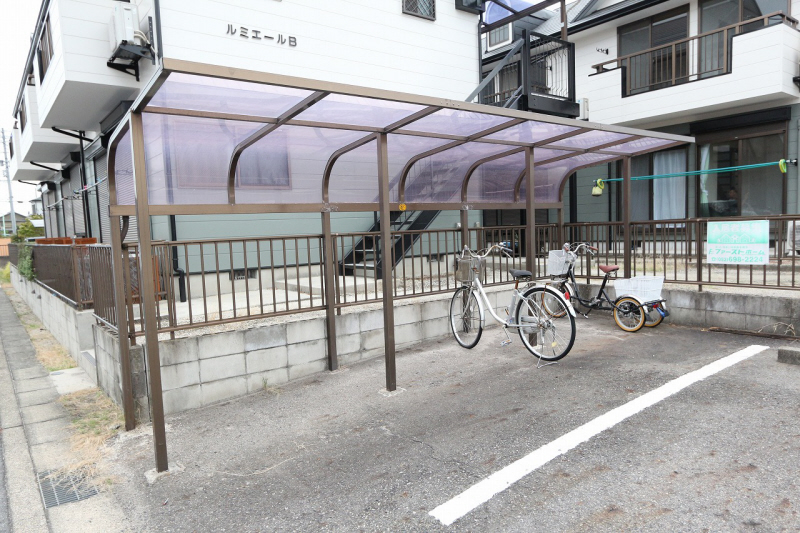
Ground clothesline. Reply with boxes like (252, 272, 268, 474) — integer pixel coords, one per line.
(594, 159, 796, 188)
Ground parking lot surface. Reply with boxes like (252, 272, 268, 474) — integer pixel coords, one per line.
(108, 319, 800, 531)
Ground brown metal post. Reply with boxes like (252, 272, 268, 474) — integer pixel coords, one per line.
(110, 216, 136, 430)
(560, 0, 568, 41)
(377, 133, 396, 392)
(131, 112, 169, 472)
(622, 157, 632, 278)
(525, 147, 536, 275)
(320, 211, 339, 371)
(460, 208, 469, 251)
(71, 246, 82, 309)
(107, 130, 136, 430)
(696, 219, 704, 292)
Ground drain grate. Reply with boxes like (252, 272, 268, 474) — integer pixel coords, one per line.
(37, 470, 98, 508)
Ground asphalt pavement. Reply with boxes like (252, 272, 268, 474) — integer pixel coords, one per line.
(103, 317, 800, 532)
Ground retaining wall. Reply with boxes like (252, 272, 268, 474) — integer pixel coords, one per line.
(10, 265, 96, 380)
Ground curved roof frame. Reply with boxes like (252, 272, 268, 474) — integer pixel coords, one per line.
(107, 59, 693, 216)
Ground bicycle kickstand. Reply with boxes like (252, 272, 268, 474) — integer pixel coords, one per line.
(536, 355, 559, 369)
(500, 326, 512, 347)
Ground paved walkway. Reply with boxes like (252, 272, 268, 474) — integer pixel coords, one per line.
(0, 289, 129, 532)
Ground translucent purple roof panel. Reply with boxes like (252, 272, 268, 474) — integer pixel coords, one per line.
(546, 130, 632, 150)
(483, 121, 580, 145)
(602, 137, 676, 155)
(404, 142, 512, 203)
(387, 135, 455, 203)
(235, 126, 368, 205)
(148, 73, 314, 118)
(114, 130, 134, 205)
(400, 109, 512, 137)
(328, 139, 379, 204)
(142, 113, 264, 205)
(519, 153, 619, 203)
(294, 94, 425, 129)
(484, 0, 548, 24)
(465, 151, 524, 203)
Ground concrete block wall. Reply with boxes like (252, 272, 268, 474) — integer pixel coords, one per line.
(10, 266, 96, 379)
(93, 325, 150, 422)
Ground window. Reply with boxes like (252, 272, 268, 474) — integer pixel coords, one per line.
(618, 7, 689, 93)
(629, 148, 688, 221)
(37, 16, 54, 81)
(403, 0, 435, 20)
(488, 24, 511, 48)
(698, 125, 786, 217)
(700, 0, 789, 32)
(18, 98, 27, 133)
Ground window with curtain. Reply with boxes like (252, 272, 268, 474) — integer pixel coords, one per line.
(698, 129, 785, 217)
(627, 148, 687, 222)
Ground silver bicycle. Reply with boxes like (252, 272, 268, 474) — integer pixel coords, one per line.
(450, 244, 578, 362)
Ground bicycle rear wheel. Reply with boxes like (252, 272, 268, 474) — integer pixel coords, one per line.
(449, 286, 483, 349)
(613, 296, 645, 332)
(515, 287, 576, 361)
(643, 302, 665, 327)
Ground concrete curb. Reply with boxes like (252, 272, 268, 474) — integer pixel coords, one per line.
(777, 347, 800, 365)
(0, 337, 50, 532)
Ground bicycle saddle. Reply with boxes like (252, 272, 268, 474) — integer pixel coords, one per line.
(598, 264, 619, 273)
(509, 269, 532, 279)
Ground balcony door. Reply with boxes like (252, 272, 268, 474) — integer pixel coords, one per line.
(618, 7, 689, 94)
(699, 0, 789, 77)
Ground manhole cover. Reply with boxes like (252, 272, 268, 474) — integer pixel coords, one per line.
(37, 470, 98, 508)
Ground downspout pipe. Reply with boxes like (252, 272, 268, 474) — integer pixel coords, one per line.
(169, 215, 187, 303)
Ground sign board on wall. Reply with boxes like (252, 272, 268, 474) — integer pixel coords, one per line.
(707, 220, 769, 265)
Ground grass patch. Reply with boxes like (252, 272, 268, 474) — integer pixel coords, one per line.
(0, 263, 10, 283)
(57, 388, 124, 486)
(2, 287, 76, 372)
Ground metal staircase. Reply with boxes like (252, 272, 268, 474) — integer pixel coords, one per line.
(338, 210, 440, 278)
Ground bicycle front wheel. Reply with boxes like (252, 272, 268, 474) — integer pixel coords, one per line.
(449, 286, 483, 349)
(515, 287, 576, 361)
(541, 282, 569, 318)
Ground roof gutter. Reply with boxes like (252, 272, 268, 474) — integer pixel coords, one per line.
(12, 0, 51, 118)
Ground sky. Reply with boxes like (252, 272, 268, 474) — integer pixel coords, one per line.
(0, 0, 45, 217)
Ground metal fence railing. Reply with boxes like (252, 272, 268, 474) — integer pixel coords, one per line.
(8, 217, 800, 340)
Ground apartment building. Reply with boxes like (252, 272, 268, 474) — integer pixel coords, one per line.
(8, 0, 486, 244)
(502, 0, 800, 224)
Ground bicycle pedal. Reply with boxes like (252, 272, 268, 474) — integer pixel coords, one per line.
(500, 340, 512, 347)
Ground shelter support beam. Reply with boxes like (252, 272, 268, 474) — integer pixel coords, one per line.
(622, 157, 632, 278)
(321, 211, 339, 371)
(377, 133, 396, 392)
(525, 147, 536, 275)
(460, 208, 469, 250)
(131, 112, 169, 472)
(107, 126, 136, 432)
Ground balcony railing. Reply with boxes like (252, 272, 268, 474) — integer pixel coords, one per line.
(591, 12, 798, 97)
(481, 31, 577, 116)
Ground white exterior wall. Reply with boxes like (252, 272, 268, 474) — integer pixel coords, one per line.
(18, 85, 77, 162)
(36, 0, 155, 131)
(572, 0, 800, 128)
(156, 0, 480, 100)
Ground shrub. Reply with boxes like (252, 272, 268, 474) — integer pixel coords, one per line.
(17, 245, 35, 281)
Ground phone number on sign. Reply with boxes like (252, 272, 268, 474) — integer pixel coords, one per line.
(708, 256, 766, 264)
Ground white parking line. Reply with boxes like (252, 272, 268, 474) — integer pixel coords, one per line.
(430, 344, 769, 526)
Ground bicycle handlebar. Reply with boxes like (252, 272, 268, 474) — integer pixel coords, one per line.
(461, 244, 514, 259)
(563, 242, 597, 256)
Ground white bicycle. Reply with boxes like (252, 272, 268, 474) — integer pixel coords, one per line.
(450, 244, 578, 362)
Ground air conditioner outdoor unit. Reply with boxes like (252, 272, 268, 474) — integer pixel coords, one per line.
(109, 1, 140, 52)
(578, 98, 589, 121)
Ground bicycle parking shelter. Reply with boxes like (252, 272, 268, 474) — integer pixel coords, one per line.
(107, 58, 693, 471)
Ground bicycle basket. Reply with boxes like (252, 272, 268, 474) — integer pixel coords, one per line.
(546, 250, 570, 276)
(454, 257, 485, 283)
(614, 275, 664, 303)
